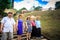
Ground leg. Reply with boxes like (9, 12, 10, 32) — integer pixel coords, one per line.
(27, 33, 29, 40)
(17, 35, 21, 40)
(38, 28, 41, 37)
(29, 33, 31, 39)
(36, 28, 41, 37)
(1, 32, 7, 40)
(8, 32, 13, 40)
(31, 27, 34, 37)
(17, 35, 20, 40)
(19, 35, 22, 40)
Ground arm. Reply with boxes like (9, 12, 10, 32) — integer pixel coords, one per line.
(1, 23, 4, 32)
(23, 22, 25, 33)
(13, 24, 16, 32)
(1, 18, 5, 32)
(25, 22, 28, 31)
(25, 22, 28, 29)
(13, 19, 16, 32)
(15, 20, 18, 31)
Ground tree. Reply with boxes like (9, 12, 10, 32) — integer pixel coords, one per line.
(0, 0, 13, 17)
(34, 6, 42, 11)
(18, 8, 27, 13)
(55, 1, 60, 9)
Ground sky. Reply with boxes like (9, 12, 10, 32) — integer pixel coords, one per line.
(14, 0, 60, 10)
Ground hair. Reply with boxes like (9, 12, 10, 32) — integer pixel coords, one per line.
(18, 14, 22, 19)
(19, 14, 22, 17)
(26, 16, 30, 20)
(26, 17, 28, 20)
(36, 16, 40, 20)
(8, 12, 12, 14)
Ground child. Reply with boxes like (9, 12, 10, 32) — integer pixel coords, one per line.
(26, 16, 32, 40)
(16, 14, 24, 40)
(35, 16, 41, 38)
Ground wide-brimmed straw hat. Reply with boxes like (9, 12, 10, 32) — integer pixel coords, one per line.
(4, 9, 16, 14)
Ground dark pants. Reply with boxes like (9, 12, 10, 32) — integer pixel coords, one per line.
(31, 26, 37, 37)
(36, 28, 41, 37)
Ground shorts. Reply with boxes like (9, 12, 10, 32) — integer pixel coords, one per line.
(1, 32, 13, 40)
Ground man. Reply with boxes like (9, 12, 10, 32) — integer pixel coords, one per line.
(1, 12, 16, 40)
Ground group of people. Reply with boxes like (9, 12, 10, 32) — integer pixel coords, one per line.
(0, 11, 41, 40)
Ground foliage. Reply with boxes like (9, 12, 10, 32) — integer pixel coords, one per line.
(34, 6, 42, 11)
(17, 8, 27, 13)
(0, 0, 13, 17)
(55, 1, 60, 9)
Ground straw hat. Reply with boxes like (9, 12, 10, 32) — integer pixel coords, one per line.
(4, 9, 16, 14)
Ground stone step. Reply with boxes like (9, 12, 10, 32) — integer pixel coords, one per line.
(41, 39, 47, 40)
(0, 33, 48, 40)
(13, 37, 27, 40)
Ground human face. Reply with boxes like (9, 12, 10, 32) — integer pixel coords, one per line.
(18, 15, 22, 19)
(30, 17, 33, 21)
(36, 17, 40, 20)
(8, 12, 13, 18)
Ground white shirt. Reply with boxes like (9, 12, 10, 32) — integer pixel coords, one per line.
(1, 16, 15, 32)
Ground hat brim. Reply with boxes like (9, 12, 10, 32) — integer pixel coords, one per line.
(4, 9, 16, 14)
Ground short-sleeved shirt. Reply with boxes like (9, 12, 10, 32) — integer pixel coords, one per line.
(1, 16, 15, 32)
(35, 20, 41, 28)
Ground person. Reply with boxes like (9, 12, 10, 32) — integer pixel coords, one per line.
(0, 22, 1, 33)
(1, 12, 16, 40)
(35, 16, 41, 38)
(16, 14, 24, 40)
(26, 16, 32, 40)
(31, 16, 37, 38)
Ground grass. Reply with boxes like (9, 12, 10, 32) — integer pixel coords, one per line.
(14, 9, 60, 40)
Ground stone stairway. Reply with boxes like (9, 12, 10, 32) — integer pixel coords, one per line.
(13, 32, 27, 40)
(0, 32, 27, 40)
(0, 33, 48, 40)
(41, 36, 48, 40)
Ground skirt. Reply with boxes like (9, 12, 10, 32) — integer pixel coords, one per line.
(17, 30, 23, 35)
(27, 25, 32, 33)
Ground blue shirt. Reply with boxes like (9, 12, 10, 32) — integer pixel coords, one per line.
(35, 20, 41, 28)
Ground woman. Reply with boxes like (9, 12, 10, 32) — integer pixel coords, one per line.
(26, 16, 32, 40)
(16, 14, 24, 40)
(31, 16, 37, 38)
(35, 16, 41, 38)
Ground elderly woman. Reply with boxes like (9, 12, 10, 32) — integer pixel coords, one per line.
(35, 16, 41, 38)
(30, 15, 37, 38)
(26, 16, 32, 40)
